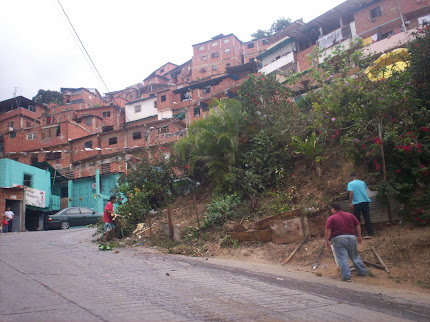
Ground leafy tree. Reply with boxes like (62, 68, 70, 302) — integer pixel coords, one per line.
(408, 26, 430, 108)
(114, 148, 178, 236)
(269, 17, 292, 34)
(237, 74, 295, 189)
(32, 89, 64, 105)
(251, 17, 292, 40)
(284, 36, 430, 222)
(251, 29, 269, 41)
(173, 98, 243, 195)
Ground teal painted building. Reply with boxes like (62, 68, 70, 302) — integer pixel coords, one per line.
(0, 159, 120, 230)
(55, 171, 120, 213)
(0, 159, 56, 231)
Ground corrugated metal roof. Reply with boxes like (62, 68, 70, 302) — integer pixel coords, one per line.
(337, 196, 401, 224)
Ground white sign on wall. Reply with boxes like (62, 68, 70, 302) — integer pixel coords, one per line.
(25, 187, 46, 208)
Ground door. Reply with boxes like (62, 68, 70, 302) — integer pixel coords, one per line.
(64, 208, 83, 226)
(80, 207, 98, 225)
(6, 200, 21, 232)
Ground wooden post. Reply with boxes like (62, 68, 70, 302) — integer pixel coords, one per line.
(167, 207, 174, 241)
(282, 234, 310, 265)
(192, 192, 203, 242)
(147, 213, 152, 237)
(378, 120, 393, 223)
(371, 246, 390, 274)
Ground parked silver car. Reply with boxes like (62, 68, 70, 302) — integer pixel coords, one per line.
(45, 207, 103, 230)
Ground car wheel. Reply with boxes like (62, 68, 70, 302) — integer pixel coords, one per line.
(60, 221, 70, 230)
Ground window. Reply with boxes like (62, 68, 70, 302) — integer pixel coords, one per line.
(129, 93, 134, 99)
(370, 6, 382, 22)
(226, 63, 231, 66)
(157, 126, 169, 134)
(46, 152, 61, 160)
(28, 105, 36, 112)
(247, 43, 254, 49)
(160, 68, 164, 73)
(60, 186, 68, 197)
(86, 118, 92, 126)
(154, 101, 158, 108)
(23, 174, 33, 187)
(103, 111, 111, 118)
(224, 39, 230, 43)
(84, 141, 92, 148)
(212, 65, 218, 71)
(9, 121, 13, 128)
(161, 95, 166, 102)
(381, 31, 394, 39)
(181, 91, 192, 101)
(102, 125, 113, 132)
(212, 52, 219, 58)
(202, 55, 207, 61)
(262, 39, 269, 45)
(200, 68, 206, 73)
(212, 42, 217, 47)
(133, 132, 141, 140)
(198, 45, 204, 50)
(225, 49, 230, 54)
(10, 132, 16, 138)
(66, 208, 80, 215)
(26, 121, 31, 127)
(249, 58, 255, 62)
(108, 137, 117, 145)
(27, 132, 38, 140)
(101, 163, 110, 174)
(203, 86, 211, 94)
(194, 107, 201, 117)
(43, 127, 60, 138)
(79, 207, 94, 215)
(31, 155, 38, 163)
(134, 105, 141, 113)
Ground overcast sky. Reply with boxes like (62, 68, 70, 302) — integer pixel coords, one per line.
(0, 0, 345, 101)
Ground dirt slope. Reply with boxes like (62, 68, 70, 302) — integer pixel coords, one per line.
(133, 158, 430, 293)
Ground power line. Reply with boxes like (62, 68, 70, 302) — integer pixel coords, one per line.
(57, 0, 112, 94)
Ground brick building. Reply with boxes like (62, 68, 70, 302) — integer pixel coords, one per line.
(257, 0, 430, 85)
(2, 0, 428, 215)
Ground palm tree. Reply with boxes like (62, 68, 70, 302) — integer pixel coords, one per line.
(174, 98, 243, 194)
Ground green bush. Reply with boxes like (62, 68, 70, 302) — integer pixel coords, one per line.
(202, 194, 241, 229)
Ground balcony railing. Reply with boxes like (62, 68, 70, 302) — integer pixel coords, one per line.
(259, 51, 295, 75)
(363, 28, 417, 57)
(318, 22, 357, 63)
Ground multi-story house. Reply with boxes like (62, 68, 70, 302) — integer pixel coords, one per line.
(258, 0, 430, 84)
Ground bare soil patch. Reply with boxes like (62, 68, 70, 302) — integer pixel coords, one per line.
(132, 159, 430, 293)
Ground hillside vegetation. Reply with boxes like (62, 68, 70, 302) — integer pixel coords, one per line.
(97, 28, 430, 290)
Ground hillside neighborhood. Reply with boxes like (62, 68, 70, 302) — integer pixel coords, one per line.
(1, 0, 429, 238)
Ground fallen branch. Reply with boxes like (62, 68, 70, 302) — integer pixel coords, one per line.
(282, 234, 310, 265)
(363, 260, 385, 270)
(371, 246, 390, 274)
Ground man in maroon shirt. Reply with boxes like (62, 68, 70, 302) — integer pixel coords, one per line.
(325, 202, 366, 281)
(102, 196, 117, 242)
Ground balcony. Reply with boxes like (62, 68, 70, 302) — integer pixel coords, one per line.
(318, 22, 357, 63)
(259, 51, 295, 75)
(363, 28, 417, 57)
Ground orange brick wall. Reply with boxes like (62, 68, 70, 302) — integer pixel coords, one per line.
(297, 45, 316, 73)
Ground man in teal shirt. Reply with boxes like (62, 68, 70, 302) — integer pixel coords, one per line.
(347, 173, 374, 236)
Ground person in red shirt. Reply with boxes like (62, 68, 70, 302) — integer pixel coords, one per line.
(325, 202, 366, 281)
(102, 196, 117, 242)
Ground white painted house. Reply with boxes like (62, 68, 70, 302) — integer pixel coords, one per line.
(125, 97, 158, 123)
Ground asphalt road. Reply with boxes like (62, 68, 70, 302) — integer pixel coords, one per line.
(1, 228, 429, 321)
